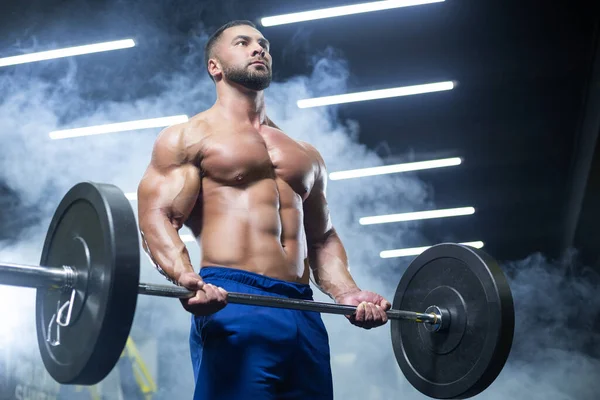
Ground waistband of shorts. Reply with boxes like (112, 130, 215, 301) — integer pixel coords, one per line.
(199, 266, 314, 300)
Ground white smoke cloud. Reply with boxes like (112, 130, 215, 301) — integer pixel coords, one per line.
(0, 7, 598, 400)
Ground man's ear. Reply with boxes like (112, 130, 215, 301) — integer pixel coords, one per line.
(208, 58, 222, 80)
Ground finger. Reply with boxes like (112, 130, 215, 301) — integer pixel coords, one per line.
(214, 285, 228, 303)
(355, 302, 366, 322)
(359, 302, 372, 329)
(206, 284, 227, 304)
(365, 302, 376, 327)
(377, 304, 388, 325)
(371, 302, 385, 323)
(372, 302, 385, 328)
(187, 289, 207, 305)
(364, 304, 373, 327)
(203, 284, 220, 302)
(380, 299, 392, 310)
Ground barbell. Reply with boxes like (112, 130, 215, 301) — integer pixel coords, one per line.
(0, 182, 515, 399)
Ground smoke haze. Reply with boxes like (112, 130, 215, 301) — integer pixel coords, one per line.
(0, 2, 598, 399)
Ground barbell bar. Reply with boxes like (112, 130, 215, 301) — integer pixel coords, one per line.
(0, 261, 443, 324)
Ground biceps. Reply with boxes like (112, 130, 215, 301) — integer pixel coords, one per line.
(138, 164, 201, 227)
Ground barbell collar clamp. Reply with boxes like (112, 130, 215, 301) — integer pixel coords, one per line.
(423, 305, 450, 332)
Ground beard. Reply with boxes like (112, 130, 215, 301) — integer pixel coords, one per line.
(222, 62, 272, 91)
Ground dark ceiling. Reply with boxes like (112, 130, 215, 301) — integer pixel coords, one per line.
(1, 0, 599, 268)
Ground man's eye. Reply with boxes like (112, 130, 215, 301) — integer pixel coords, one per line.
(237, 41, 246, 46)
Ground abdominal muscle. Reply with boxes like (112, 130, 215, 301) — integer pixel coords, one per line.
(194, 178, 310, 284)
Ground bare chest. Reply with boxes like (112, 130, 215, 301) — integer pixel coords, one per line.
(200, 128, 315, 198)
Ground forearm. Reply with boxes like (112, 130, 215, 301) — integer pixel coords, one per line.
(139, 210, 194, 283)
(308, 229, 360, 301)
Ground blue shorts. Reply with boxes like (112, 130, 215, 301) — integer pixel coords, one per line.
(189, 267, 334, 400)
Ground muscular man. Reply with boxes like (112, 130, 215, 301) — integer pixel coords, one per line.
(137, 20, 391, 400)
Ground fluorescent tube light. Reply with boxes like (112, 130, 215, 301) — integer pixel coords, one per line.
(297, 81, 454, 108)
(49, 115, 189, 140)
(329, 157, 461, 180)
(261, 0, 444, 27)
(380, 241, 484, 258)
(0, 39, 136, 68)
(360, 207, 475, 225)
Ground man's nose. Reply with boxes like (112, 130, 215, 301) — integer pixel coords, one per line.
(251, 45, 266, 58)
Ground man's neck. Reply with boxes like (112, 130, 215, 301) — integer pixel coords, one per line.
(215, 82, 267, 129)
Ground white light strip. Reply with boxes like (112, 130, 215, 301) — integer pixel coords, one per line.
(0, 39, 136, 68)
(180, 235, 196, 243)
(329, 157, 461, 180)
(360, 207, 475, 225)
(49, 115, 189, 140)
(297, 81, 454, 108)
(125, 192, 137, 201)
(380, 241, 484, 258)
(261, 0, 444, 27)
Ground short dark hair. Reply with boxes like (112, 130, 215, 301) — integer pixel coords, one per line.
(204, 20, 257, 82)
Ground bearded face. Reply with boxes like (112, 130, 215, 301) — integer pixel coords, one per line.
(221, 59, 272, 91)
(209, 25, 273, 91)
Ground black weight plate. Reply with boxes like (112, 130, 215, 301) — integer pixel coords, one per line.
(392, 243, 514, 399)
(36, 182, 140, 385)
